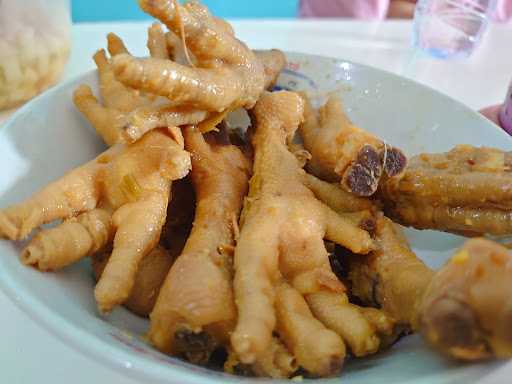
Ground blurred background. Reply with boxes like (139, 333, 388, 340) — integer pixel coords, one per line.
(72, 0, 299, 21)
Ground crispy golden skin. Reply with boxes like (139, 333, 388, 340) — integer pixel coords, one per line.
(348, 217, 512, 360)
(0, 129, 190, 313)
(299, 93, 406, 196)
(380, 145, 512, 236)
(231, 91, 375, 376)
(148, 126, 251, 357)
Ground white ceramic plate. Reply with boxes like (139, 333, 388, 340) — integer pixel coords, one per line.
(0, 52, 510, 384)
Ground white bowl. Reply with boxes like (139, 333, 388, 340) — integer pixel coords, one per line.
(0, 52, 510, 384)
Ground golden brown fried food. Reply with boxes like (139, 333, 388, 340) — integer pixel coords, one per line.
(420, 238, 512, 360)
(348, 216, 434, 327)
(231, 91, 375, 376)
(91, 178, 195, 318)
(148, 126, 251, 359)
(254, 49, 287, 90)
(113, 0, 267, 113)
(92, 245, 176, 317)
(75, 28, 285, 145)
(299, 93, 406, 196)
(347, 217, 512, 360)
(224, 337, 298, 378)
(380, 145, 512, 236)
(74, 33, 208, 145)
(0, 129, 190, 313)
(275, 282, 345, 376)
(304, 172, 377, 213)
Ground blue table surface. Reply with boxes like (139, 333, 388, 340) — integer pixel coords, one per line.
(72, 0, 299, 22)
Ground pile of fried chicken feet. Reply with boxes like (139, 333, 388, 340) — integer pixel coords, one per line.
(1, 0, 511, 378)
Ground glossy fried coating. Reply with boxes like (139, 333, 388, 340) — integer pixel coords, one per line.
(420, 238, 512, 360)
(92, 245, 176, 317)
(231, 91, 375, 376)
(299, 93, 406, 196)
(148, 126, 251, 356)
(380, 145, 512, 235)
(347, 216, 512, 360)
(0, 129, 190, 313)
(114, 0, 267, 113)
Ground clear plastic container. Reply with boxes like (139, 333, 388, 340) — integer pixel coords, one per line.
(413, 0, 495, 59)
(0, 0, 71, 110)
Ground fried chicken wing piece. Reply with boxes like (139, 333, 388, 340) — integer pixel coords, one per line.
(380, 145, 512, 236)
(299, 93, 406, 196)
(148, 126, 251, 357)
(231, 91, 375, 376)
(113, 0, 267, 113)
(420, 238, 512, 359)
(347, 216, 512, 360)
(0, 129, 190, 313)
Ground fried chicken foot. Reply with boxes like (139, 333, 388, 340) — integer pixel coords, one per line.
(275, 282, 345, 376)
(299, 93, 406, 196)
(380, 145, 512, 235)
(92, 245, 176, 317)
(74, 35, 208, 145)
(224, 337, 298, 378)
(22, 208, 113, 271)
(304, 173, 377, 213)
(76, 28, 285, 145)
(347, 216, 512, 359)
(148, 126, 250, 357)
(231, 91, 375, 375)
(348, 216, 434, 327)
(0, 129, 190, 313)
(114, 0, 266, 113)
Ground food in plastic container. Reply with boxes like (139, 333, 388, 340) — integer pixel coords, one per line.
(0, 0, 71, 110)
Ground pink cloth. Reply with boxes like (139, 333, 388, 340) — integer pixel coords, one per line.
(299, 0, 512, 22)
(494, 0, 512, 22)
(299, 0, 390, 19)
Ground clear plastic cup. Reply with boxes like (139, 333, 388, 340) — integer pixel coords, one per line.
(413, 0, 496, 59)
(0, 0, 71, 110)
